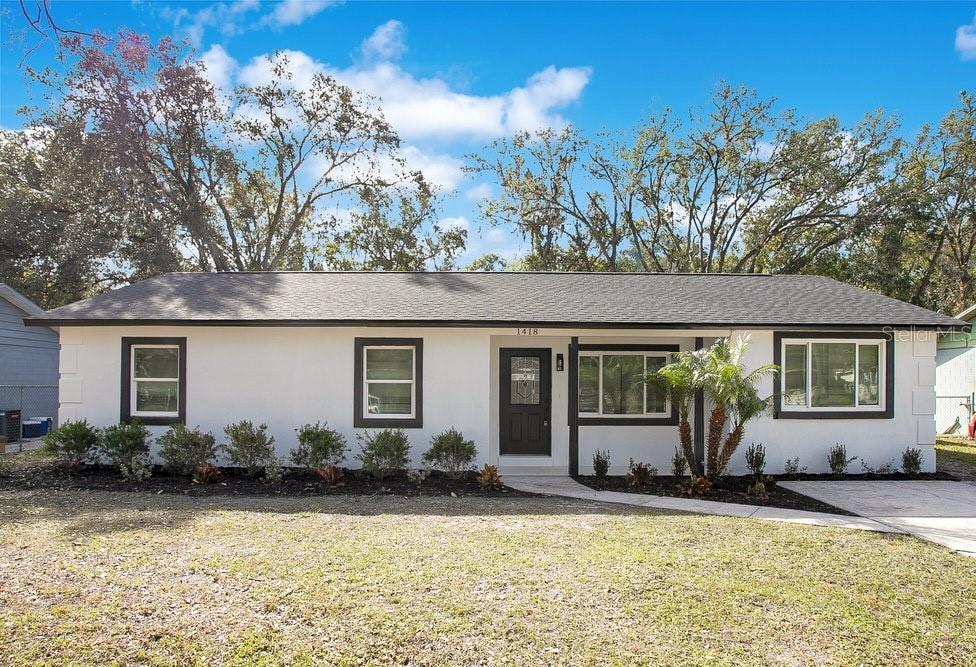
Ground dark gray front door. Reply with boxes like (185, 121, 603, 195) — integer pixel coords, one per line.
(500, 348, 551, 455)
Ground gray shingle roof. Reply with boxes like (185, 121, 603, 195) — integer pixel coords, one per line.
(24, 271, 967, 329)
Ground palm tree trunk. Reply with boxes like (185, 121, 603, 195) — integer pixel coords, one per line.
(706, 403, 726, 478)
(714, 424, 745, 479)
(679, 417, 700, 477)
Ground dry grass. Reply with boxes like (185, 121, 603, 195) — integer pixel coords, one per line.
(2, 488, 975, 666)
(936, 435, 976, 479)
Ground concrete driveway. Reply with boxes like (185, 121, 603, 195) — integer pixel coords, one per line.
(780, 480, 976, 556)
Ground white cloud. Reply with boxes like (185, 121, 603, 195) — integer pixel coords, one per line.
(464, 182, 494, 202)
(262, 0, 337, 28)
(399, 146, 464, 191)
(957, 14, 976, 60)
(200, 44, 239, 92)
(439, 216, 470, 232)
(360, 20, 407, 62)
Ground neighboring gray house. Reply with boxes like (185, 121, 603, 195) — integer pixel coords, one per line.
(935, 304, 976, 435)
(0, 284, 59, 432)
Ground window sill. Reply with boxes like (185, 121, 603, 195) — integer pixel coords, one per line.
(354, 416, 423, 429)
(578, 415, 678, 426)
(774, 409, 892, 420)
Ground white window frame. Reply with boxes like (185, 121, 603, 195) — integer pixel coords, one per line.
(578, 351, 671, 418)
(363, 345, 416, 420)
(779, 338, 886, 413)
(130, 344, 180, 419)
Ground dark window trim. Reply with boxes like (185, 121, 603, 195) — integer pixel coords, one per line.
(354, 337, 424, 429)
(120, 337, 186, 426)
(773, 331, 894, 420)
(576, 343, 679, 426)
(568, 337, 579, 476)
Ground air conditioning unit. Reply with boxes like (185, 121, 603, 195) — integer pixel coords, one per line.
(0, 409, 21, 442)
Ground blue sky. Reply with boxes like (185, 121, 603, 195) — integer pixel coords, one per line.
(2, 1, 975, 264)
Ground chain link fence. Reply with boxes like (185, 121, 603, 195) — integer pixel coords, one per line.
(0, 385, 58, 444)
(936, 393, 975, 436)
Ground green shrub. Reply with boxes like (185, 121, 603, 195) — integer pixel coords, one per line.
(263, 457, 285, 485)
(902, 447, 923, 477)
(356, 429, 410, 480)
(592, 449, 610, 480)
(100, 421, 152, 481)
(157, 424, 217, 476)
(0, 454, 12, 477)
(671, 446, 688, 477)
(291, 422, 347, 470)
(42, 419, 99, 469)
(625, 459, 656, 489)
(744, 442, 766, 479)
(422, 428, 477, 478)
(783, 457, 804, 477)
(223, 420, 276, 477)
(827, 443, 854, 476)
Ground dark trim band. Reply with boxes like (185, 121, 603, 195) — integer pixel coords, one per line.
(772, 331, 895, 420)
(576, 343, 680, 426)
(568, 337, 579, 476)
(353, 337, 424, 429)
(120, 337, 186, 426)
(24, 318, 968, 331)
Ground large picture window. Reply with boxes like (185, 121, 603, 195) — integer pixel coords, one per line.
(578, 349, 672, 422)
(777, 334, 891, 417)
(354, 338, 423, 428)
(121, 337, 186, 425)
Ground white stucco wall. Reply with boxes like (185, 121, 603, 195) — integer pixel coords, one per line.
(57, 325, 938, 475)
(935, 346, 975, 433)
(58, 326, 494, 469)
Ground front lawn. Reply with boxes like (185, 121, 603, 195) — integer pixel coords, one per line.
(936, 435, 976, 479)
(2, 488, 975, 665)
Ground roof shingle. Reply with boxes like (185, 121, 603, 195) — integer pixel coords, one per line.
(24, 272, 967, 329)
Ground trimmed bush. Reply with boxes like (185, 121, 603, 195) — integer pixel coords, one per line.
(592, 449, 610, 480)
(157, 424, 217, 476)
(356, 429, 410, 480)
(902, 447, 923, 477)
(42, 419, 99, 469)
(744, 442, 766, 479)
(671, 446, 688, 477)
(100, 421, 152, 481)
(423, 428, 477, 479)
(291, 422, 347, 470)
(223, 420, 276, 477)
(783, 457, 804, 477)
(827, 443, 854, 476)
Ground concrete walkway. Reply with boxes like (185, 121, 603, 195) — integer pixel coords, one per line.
(505, 476, 899, 533)
(780, 480, 976, 557)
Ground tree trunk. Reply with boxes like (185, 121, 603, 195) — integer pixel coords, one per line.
(714, 424, 745, 479)
(706, 403, 726, 478)
(679, 418, 700, 477)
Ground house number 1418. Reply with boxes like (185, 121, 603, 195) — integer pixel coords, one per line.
(516, 328, 539, 336)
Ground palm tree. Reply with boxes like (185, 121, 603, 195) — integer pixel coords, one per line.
(652, 347, 710, 477)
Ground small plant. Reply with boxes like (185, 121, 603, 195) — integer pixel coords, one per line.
(671, 446, 688, 477)
(748, 479, 768, 499)
(684, 475, 713, 497)
(100, 421, 152, 481)
(315, 464, 345, 485)
(407, 468, 432, 484)
(422, 428, 477, 479)
(625, 459, 656, 489)
(263, 457, 285, 485)
(192, 463, 221, 484)
(223, 420, 276, 477)
(744, 442, 766, 479)
(477, 464, 503, 491)
(0, 455, 12, 477)
(42, 419, 99, 470)
(858, 458, 896, 475)
(783, 457, 806, 477)
(291, 422, 347, 470)
(827, 443, 855, 476)
(356, 429, 411, 480)
(157, 424, 218, 476)
(592, 449, 610, 480)
(902, 447, 923, 477)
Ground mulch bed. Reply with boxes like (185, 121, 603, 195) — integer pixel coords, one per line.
(0, 457, 531, 498)
(574, 475, 856, 515)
